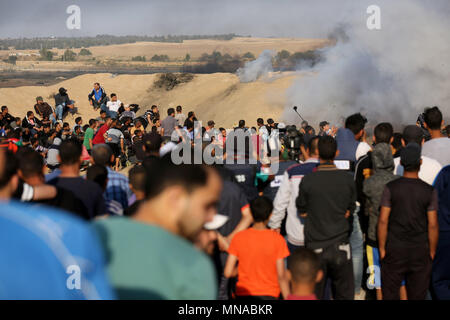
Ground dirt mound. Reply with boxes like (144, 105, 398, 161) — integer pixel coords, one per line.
(153, 73, 195, 91)
(0, 72, 299, 128)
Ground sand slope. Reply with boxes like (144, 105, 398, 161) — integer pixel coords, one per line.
(1, 37, 330, 61)
(0, 72, 299, 128)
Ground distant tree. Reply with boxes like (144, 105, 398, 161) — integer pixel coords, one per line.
(184, 53, 191, 62)
(132, 55, 146, 61)
(276, 50, 291, 61)
(79, 48, 92, 56)
(39, 48, 55, 61)
(150, 54, 169, 62)
(223, 53, 233, 60)
(62, 49, 77, 61)
(242, 52, 255, 60)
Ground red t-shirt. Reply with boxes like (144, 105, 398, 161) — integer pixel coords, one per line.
(92, 123, 109, 145)
(286, 294, 317, 300)
(228, 228, 290, 298)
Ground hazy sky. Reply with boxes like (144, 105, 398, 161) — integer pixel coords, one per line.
(0, 0, 375, 39)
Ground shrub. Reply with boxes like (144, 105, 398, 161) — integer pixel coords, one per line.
(79, 48, 92, 56)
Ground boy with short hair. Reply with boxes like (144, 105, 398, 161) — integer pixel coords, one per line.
(286, 248, 323, 300)
(224, 196, 290, 300)
(74, 117, 83, 133)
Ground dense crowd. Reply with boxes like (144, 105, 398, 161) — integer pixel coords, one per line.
(0, 81, 449, 300)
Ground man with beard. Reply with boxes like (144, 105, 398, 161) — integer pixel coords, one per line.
(93, 159, 222, 299)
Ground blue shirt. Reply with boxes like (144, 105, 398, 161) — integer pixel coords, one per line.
(434, 165, 450, 233)
(92, 88, 103, 101)
(45, 168, 61, 182)
(0, 201, 115, 299)
(105, 167, 133, 210)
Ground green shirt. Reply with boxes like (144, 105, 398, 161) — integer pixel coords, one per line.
(93, 217, 217, 300)
(83, 127, 94, 150)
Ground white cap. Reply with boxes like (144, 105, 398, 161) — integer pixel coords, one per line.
(204, 214, 229, 230)
(277, 122, 286, 129)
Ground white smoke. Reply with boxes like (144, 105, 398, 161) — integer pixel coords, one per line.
(237, 50, 275, 83)
(283, 0, 450, 129)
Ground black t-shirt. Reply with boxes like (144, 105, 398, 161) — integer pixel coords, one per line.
(223, 163, 258, 202)
(3, 113, 15, 125)
(132, 141, 146, 161)
(34, 187, 90, 220)
(260, 160, 297, 202)
(217, 180, 249, 237)
(124, 199, 142, 217)
(48, 177, 106, 219)
(381, 177, 438, 248)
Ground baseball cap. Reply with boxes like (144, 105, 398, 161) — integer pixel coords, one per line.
(59, 87, 67, 94)
(36, 96, 43, 102)
(400, 142, 421, 169)
(320, 121, 329, 128)
(143, 133, 162, 152)
(277, 122, 286, 129)
(204, 214, 229, 230)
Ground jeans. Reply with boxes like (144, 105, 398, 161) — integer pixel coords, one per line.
(91, 99, 106, 111)
(108, 111, 118, 119)
(287, 241, 303, 255)
(55, 104, 64, 120)
(49, 113, 57, 124)
(350, 207, 364, 295)
(313, 242, 355, 300)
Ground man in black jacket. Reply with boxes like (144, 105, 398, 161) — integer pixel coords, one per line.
(54, 87, 76, 120)
(296, 135, 356, 300)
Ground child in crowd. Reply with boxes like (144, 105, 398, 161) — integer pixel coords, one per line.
(74, 117, 83, 132)
(224, 196, 290, 300)
(286, 248, 323, 300)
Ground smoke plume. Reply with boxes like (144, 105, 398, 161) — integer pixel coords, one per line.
(237, 50, 275, 83)
(282, 0, 450, 129)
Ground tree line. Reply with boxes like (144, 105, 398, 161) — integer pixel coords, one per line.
(0, 34, 244, 50)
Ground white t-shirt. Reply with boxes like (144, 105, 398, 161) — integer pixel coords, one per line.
(106, 100, 122, 112)
(394, 155, 442, 185)
(422, 137, 450, 167)
(356, 142, 372, 161)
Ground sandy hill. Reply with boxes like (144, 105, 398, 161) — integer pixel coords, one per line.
(0, 72, 300, 128)
(0, 37, 330, 61)
(83, 37, 330, 60)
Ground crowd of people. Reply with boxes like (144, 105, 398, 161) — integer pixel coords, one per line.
(0, 81, 449, 300)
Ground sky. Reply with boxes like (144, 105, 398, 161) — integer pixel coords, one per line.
(0, 0, 373, 39)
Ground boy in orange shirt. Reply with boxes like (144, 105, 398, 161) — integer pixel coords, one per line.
(224, 196, 290, 300)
